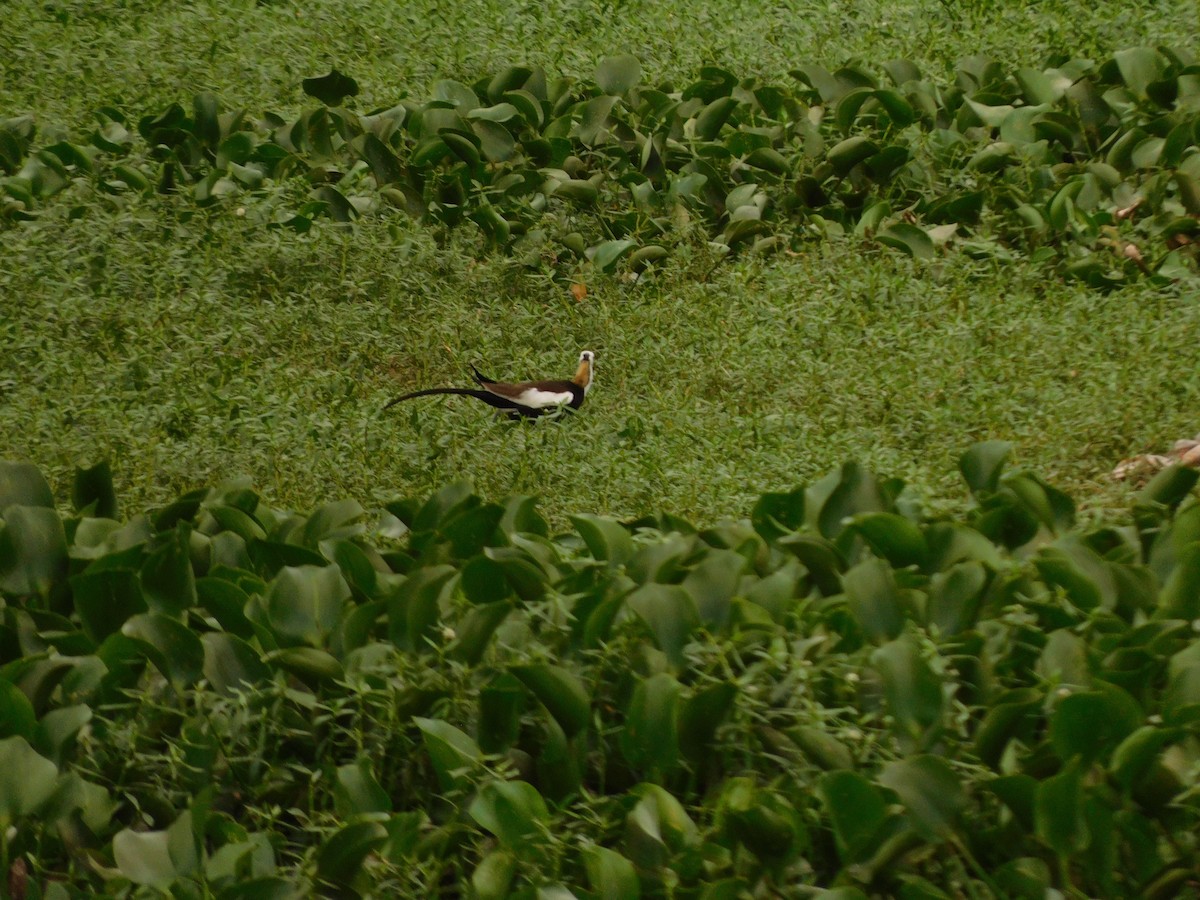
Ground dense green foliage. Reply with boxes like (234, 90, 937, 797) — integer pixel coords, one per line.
(1, 450, 1198, 896)
(7, 47, 1200, 287)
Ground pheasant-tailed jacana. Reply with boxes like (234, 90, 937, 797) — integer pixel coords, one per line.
(384, 351, 594, 419)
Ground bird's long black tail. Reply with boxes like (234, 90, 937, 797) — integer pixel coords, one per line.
(383, 387, 513, 412)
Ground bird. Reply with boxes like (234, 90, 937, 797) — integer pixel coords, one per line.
(384, 351, 594, 419)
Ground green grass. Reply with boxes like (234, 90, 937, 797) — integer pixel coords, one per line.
(2, 0, 1199, 524)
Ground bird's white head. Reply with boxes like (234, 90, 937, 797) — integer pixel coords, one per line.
(575, 350, 595, 392)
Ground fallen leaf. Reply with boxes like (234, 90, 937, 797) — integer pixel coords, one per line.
(570, 283, 587, 302)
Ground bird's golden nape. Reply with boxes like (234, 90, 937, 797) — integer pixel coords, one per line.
(384, 351, 594, 419)
(574, 350, 595, 392)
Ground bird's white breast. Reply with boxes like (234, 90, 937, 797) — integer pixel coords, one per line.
(513, 388, 574, 408)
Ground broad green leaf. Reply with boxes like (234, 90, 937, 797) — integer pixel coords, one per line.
(959, 441, 1012, 495)
(1036, 629, 1090, 687)
(0, 505, 67, 596)
(878, 755, 964, 841)
(511, 664, 590, 738)
(583, 845, 640, 899)
(201, 632, 270, 696)
(122, 613, 205, 688)
(817, 461, 890, 539)
(0, 678, 35, 740)
(694, 96, 739, 140)
(827, 135, 878, 175)
(140, 526, 197, 616)
(1111, 726, 1182, 790)
(0, 737, 58, 828)
(263, 646, 344, 685)
(877, 222, 935, 259)
(926, 561, 986, 635)
(569, 513, 633, 564)
(264, 564, 350, 647)
(871, 636, 943, 751)
(1050, 688, 1142, 765)
(414, 716, 481, 790)
(388, 565, 455, 652)
(678, 682, 737, 763)
(302, 69, 360, 106)
(851, 512, 928, 569)
(588, 239, 637, 273)
(818, 770, 888, 863)
(472, 850, 517, 900)
(448, 600, 513, 665)
(626, 583, 699, 668)
(1112, 47, 1164, 98)
(620, 673, 682, 776)
(114, 828, 177, 890)
(844, 557, 905, 643)
(468, 780, 550, 850)
(1035, 758, 1088, 854)
(359, 133, 403, 185)
(72, 569, 147, 643)
(0, 461, 54, 512)
(596, 54, 642, 95)
(315, 821, 388, 887)
(335, 759, 391, 816)
(72, 461, 117, 519)
(682, 549, 744, 626)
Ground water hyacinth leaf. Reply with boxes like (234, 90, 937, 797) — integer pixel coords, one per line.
(871, 636, 943, 750)
(694, 97, 740, 140)
(589, 239, 638, 273)
(511, 664, 590, 738)
(844, 557, 905, 643)
(0, 679, 35, 740)
(817, 461, 891, 540)
(878, 755, 965, 841)
(583, 845, 640, 898)
(140, 526, 197, 616)
(626, 582, 700, 668)
(335, 759, 391, 817)
(1049, 689, 1142, 767)
(447, 600, 513, 665)
(926, 561, 987, 636)
(201, 632, 270, 696)
(72, 569, 147, 643)
(415, 717, 481, 791)
(826, 135, 878, 175)
(315, 821, 388, 887)
(851, 512, 928, 569)
(264, 564, 350, 647)
(1035, 758, 1088, 855)
(0, 462, 54, 513)
(302, 69, 360, 106)
(818, 770, 888, 863)
(122, 613, 205, 689)
(388, 564, 455, 651)
(750, 488, 805, 541)
(264, 646, 344, 685)
(473, 851, 517, 900)
(114, 828, 177, 890)
(568, 513, 633, 564)
(777, 533, 845, 595)
(959, 441, 1012, 495)
(682, 549, 744, 626)
(72, 461, 117, 519)
(621, 672, 682, 775)
(0, 737, 59, 828)
(468, 780, 550, 849)
(678, 682, 737, 762)
(597, 54, 642, 95)
(574, 95, 618, 144)
(1136, 464, 1199, 511)
(877, 222, 935, 259)
(0, 505, 67, 597)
